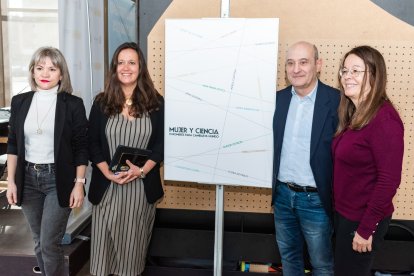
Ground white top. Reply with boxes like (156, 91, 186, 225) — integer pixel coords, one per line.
(278, 83, 318, 187)
(24, 86, 58, 163)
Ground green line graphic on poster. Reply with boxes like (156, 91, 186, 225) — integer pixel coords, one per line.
(165, 18, 278, 188)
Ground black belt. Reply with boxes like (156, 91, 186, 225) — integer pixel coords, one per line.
(279, 180, 318, 193)
(25, 162, 55, 171)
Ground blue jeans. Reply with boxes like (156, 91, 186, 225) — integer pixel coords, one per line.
(21, 163, 71, 276)
(273, 183, 333, 276)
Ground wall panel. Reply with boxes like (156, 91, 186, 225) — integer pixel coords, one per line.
(147, 0, 414, 219)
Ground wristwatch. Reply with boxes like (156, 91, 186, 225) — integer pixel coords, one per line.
(74, 178, 87, 184)
(139, 167, 146, 179)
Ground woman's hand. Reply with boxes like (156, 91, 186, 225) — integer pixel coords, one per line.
(352, 232, 373, 253)
(6, 181, 17, 205)
(106, 169, 136, 185)
(103, 159, 151, 185)
(125, 160, 141, 180)
(6, 155, 18, 205)
(69, 182, 84, 209)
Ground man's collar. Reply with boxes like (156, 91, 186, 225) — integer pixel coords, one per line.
(291, 81, 318, 101)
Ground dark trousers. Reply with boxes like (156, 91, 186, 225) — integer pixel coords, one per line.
(334, 212, 390, 276)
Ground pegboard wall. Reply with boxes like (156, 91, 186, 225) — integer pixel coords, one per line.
(147, 0, 414, 219)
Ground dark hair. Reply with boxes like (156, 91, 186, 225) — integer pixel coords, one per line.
(96, 42, 160, 117)
(29, 46, 72, 93)
(336, 45, 391, 134)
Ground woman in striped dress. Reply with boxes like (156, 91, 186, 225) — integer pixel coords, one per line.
(88, 42, 164, 276)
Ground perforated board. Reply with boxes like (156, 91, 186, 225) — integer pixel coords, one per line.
(147, 0, 414, 219)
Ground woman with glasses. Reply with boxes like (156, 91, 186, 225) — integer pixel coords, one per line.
(6, 47, 88, 275)
(332, 45, 404, 275)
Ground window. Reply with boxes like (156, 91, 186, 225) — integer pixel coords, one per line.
(1, 0, 58, 106)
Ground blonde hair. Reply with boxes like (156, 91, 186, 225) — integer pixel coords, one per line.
(28, 46, 73, 93)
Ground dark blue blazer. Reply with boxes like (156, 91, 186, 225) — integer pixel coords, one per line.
(272, 80, 340, 217)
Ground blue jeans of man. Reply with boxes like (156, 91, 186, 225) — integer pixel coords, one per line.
(273, 183, 333, 276)
(21, 163, 71, 276)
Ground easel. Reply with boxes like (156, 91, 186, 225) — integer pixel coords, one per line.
(213, 2, 230, 276)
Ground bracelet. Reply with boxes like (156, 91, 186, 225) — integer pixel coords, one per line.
(74, 178, 86, 184)
(139, 167, 146, 179)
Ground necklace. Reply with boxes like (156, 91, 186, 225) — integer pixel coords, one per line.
(35, 93, 56, 135)
(125, 98, 133, 106)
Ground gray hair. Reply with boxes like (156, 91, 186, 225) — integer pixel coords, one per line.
(312, 44, 319, 61)
(28, 47, 73, 93)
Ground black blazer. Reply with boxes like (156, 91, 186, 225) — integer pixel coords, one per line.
(87, 95, 164, 205)
(272, 81, 340, 217)
(7, 91, 89, 207)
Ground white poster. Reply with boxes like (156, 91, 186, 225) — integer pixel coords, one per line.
(165, 18, 278, 188)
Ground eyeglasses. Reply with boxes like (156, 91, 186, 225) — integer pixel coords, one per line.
(339, 68, 367, 78)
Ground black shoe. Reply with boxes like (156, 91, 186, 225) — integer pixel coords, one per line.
(33, 266, 41, 274)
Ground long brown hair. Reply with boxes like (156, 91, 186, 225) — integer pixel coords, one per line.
(336, 45, 391, 135)
(96, 42, 160, 117)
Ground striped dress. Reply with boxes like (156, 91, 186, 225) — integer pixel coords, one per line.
(90, 113, 156, 276)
